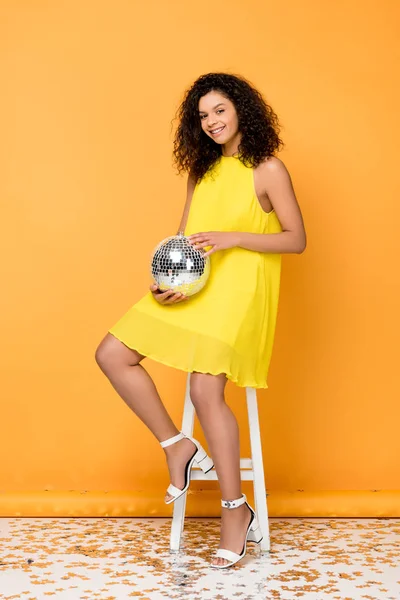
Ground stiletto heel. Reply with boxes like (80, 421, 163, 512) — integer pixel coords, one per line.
(160, 431, 214, 504)
(210, 493, 262, 569)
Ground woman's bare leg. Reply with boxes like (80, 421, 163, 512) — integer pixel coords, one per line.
(95, 333, 197, 502)
(190, 372, 252, 567)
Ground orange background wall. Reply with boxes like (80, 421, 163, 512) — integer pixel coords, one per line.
(1, 0, 399, 517)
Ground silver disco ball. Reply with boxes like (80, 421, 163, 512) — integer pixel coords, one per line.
(150, 233, 211, 297)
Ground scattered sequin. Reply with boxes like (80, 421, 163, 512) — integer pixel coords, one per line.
(0, 517, 399, 599)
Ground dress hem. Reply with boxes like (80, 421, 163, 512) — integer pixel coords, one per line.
(108, 329, 269, 390)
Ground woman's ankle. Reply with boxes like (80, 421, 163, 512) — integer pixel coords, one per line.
(164, 436, 195, 456)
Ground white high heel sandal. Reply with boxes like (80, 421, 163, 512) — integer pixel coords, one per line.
(160, 431, 214, 504)
(211, 493, 263, 569)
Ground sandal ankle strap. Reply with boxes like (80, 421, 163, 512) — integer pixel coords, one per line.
(160, 432, 185, 448)
(221, 493, 246, 509)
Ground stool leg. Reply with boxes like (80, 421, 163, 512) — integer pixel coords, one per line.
(170, 373, 196, 551)
(246, 387, 271, 552)
(170, 493, 187, 551)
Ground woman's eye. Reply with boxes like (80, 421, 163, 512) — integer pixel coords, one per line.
(200, 110, 224, 120)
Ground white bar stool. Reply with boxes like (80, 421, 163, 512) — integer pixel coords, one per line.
(169, 372, 271, 552)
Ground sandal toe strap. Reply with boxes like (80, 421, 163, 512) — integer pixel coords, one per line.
(215, 548, 241, 563)
(166, 483, 183, 497)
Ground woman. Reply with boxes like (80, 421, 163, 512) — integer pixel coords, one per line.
(95, 72, 307, 568)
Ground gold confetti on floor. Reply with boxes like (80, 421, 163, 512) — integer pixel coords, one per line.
(0, 517, 399, 599)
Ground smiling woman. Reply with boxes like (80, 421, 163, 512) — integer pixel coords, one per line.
(98, 71, 306, 570)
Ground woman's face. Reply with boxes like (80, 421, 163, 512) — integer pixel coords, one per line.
(198, 91, 240, 148)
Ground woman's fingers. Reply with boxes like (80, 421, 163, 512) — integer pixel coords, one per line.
(150, 284, 188, 304)
(165, 292, 188, 304)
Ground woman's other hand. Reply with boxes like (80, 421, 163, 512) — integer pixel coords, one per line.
(149, 283, 189, 305)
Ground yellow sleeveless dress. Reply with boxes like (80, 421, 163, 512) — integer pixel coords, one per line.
(108, 155, 282, 388)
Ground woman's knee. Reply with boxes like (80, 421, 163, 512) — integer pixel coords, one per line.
(95, 333, 144, 373)
(189, 372, 227, 409)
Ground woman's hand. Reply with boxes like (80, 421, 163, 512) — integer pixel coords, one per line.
(187, 231, 240, 257)
(150, 283, 189, 305)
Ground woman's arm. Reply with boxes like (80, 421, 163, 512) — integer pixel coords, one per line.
(187, 157, 307, 256)
(176, 172, 196, 235)
(237, 156, 307, 254)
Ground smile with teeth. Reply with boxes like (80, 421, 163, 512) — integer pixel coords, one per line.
(210, 126, 225, 135)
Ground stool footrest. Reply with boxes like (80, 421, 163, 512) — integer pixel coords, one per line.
(191, 470, 255, 481)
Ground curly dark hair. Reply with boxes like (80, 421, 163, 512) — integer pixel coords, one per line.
(172, 72, 284, 182)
